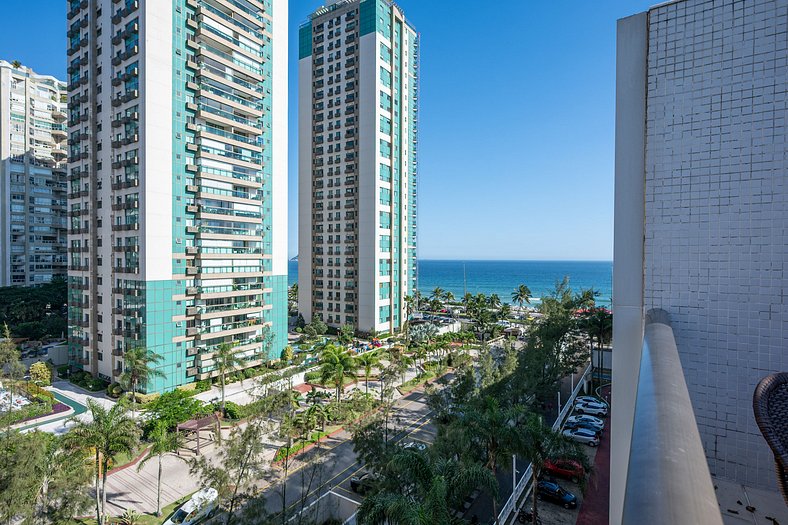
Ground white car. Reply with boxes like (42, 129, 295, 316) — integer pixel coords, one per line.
(567, 414, 605, 428)
(164, 488, 218, 525)
(574, 396, 607, 407)
(574, 401, 608, 416)
(401, 441, 427, 452)
(563, 428, 600, 447)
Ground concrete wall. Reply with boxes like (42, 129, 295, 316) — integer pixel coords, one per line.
(642, 0, 788, 490)
(611, 12, 648, 525)
(615, 1, 788, 508)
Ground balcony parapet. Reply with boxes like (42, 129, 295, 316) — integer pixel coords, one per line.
(623, 308, 723, 525)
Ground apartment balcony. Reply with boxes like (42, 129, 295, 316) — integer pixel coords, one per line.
(111, 222, 139, 232)
(111, 200, 139, 211)
(112, 244, 139, 253)
(111, 178, 139, 190)
(111, 0, 138, 24)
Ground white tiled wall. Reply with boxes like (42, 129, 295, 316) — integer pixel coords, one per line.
(644, 0, 788, 489)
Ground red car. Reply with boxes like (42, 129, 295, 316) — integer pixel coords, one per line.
(544, 459, 584, 483)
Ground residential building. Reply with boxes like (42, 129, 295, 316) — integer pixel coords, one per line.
(298, 0, 418, 334)
(613, 0, 788, 522)
(66, 0, 288, 392)
(0, 60, 68, 286)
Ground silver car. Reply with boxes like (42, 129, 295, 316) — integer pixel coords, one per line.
(574, 401, 608, 416)
(567, 414, 605, 428)
(562, 428, 600, 447)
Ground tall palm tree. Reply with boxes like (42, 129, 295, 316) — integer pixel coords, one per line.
(215, 342, 244, 417)
(307, 403, 329, 432)
(319, 345, 357, 401)
(488, 294, 502, 309)
(118, 346, 164, 418)
(355, 351, 381, 394)
(429, 287, 445, 303)
(511, 284, 533, 312)
(453, 397, 523, 524)
(136, 421, 183, 517)
(518, 414, 585, 522)
(65, 400, 140, 525)
(358, 450, 497, 525)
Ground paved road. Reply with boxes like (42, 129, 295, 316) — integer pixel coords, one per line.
(262, 389, 437, 521)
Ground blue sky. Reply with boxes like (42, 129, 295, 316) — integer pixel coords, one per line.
(0, 0, 655, 261)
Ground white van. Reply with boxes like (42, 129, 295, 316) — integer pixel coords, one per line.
(163, 488, 218, 525)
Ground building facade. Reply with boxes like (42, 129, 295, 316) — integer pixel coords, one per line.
(613, 0, 788, 520)
(66, 0, 288, 392)
(298, 0, 418, 335)
(0, 61, 68, 287)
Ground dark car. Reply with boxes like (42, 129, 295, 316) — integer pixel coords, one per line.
(536, 480, 577, 509)
(563, 419, 603, 434)
(544, 459, 585, 483)
(350, 472, 378, 495)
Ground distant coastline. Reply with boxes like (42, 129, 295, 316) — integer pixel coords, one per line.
(288, 259, 612, 306)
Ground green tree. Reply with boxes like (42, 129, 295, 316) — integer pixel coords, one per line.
(518, 414, 586, 522)
(358, 446, 497, 525)
(511, 284, 533, 311)
(354, 351, 381, 394)
(280, 345, 294, 363)
(307, 403, 329, 432)
(118, 346, 164, 418)
(580, 306, 613, 385)
(136, 421, 183, 516)
(29, 362, 52, 386)
(319, 345, 357, 401)
(338, 324, 355, 344)
(0, 430, 44, 524)
(189, 418, 271, 525)
(450, 397, 524, 524)
(215, 342, 244, 417)
(288, 283, 298, 303)
(30, 432, 92, 525)
(65, 400, 140, 525)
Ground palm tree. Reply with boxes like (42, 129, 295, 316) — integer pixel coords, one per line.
(358, 449, 497, 525)
(65, 400, 140, 525)
(136, 421, 183, 517)
(288, 283, 298, 303)
(511, 284, 533, 312)
(118, 346, 164, 418)
(355, 351, 381, 394)
(453, 397, 523, 524)
(488, 294, 502, 309)
(214, 342, 244, 417)
(429, 287, 445, 303)
(581, 307, 612, 385)
(319, 345, 358, 401)
(518, 414, 585, 522)
(307, 403, 329, 432)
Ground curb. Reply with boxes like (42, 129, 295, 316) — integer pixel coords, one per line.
(107, 445, 151, 476)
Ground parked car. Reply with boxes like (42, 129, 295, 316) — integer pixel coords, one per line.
(564, 419, 603, 434)
(574, 396, 607, 407)
(350, 472, 379, 495)
(163, 487, 217, 525)
(400, 440, 427, 452)
(573, 401, 608, 416)
(562, 427, 600, 447)
(544, 459, 585, 483)
(566, 414, 605, 428)
(536, 480, 578, 509)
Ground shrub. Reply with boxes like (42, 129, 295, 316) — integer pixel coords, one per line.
(144, 389, 210, 435)
(304, 371, 321, 384)
(107, 383, 124, 398)
(222, 401, 242, 420)
(194, 379, 212, 393)
(56, 365, 69, 378)
(29, 362, 52, 386)
(133, 392, 160, 405)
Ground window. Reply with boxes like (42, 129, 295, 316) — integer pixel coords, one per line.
(379, 211, 391, 229)
(380, 188, 391, 206)
(380, 66, 391, 88)
(379, 139, 391, 159)
(379, 163, 391, 182)
(379, 116, 391, 135)
(379, 235, 390, 252)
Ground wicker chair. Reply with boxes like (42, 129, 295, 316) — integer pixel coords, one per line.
(753, 372, 788, 506)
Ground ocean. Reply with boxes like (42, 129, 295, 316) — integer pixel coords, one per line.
(287, 259, 612, 306)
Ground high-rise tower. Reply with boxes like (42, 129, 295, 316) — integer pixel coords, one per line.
(298, 0, 418, 335)
(0, 61, 68, 287)
(66, 0, 288, 391)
